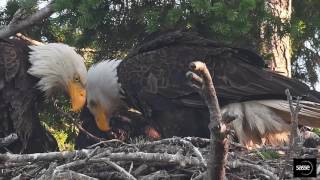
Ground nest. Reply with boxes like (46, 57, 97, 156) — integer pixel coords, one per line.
(0, 136, 319, 180)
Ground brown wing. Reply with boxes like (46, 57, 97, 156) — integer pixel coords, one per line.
(0, 39, 21, 89)
(118, 32, 318, 115)
(0, 38, 58, 153)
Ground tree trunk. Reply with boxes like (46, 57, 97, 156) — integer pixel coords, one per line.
(261, 0, 292, 77)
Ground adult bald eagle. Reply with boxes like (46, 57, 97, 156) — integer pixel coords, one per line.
(85, 32, 320, 147)
(0, 38, 87, 153)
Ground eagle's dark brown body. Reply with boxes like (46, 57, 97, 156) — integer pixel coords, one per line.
(0, 39, 58, 153)
(117, 32, 320, 138)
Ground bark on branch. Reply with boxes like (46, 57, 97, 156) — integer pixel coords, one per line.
(187, 61, 228, 180)
(0, 1, 55, 38)
(280, 89, 302, 179)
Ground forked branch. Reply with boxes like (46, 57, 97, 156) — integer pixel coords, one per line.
(187, 61, 228, 180)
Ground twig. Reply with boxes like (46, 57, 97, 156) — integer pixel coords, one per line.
(53, 170, 98, 180)
(128, 162, 134, 174)
(0, 149, 93, 163)
(54, 158, 88, 172)
(85, 146, 100, 161)
(132, 164, 149, 176)
(280, 89, 302, 179)
(83, 171, 123, 179)
(254, 146, 319, 155)
(0, 1, 55, 38)
(188, 61, 228, 180)
(102, 159, 137, 180)
(0, 133, 18, 148)
(87, 139, 132, 149)
(52, 148, 101, 173)
(285, 89, 302, 151)
(103, 152, 201, 167)
(38, 162, 57, 180)
(192, 172, 206, 180)
(228, 160, 279, 180)
(137, 137, 207, 166)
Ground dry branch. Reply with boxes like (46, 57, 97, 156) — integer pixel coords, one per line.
(228, 160, 279, 180)
(0, 150, 201, 167)
(0, 133, 18, 148)
(0, 1, 55, 38)
(285, 89, 302, 151)
(53, 170, 98, 180)
(102, 159, 137, 180)
(280, 89, 302, 179)
(188, 61, 228, 180)
(137, 137, 206, 166)
(104, 152, 201, 167)
(0, 149, 93, 164)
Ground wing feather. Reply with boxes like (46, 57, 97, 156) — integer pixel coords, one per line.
(0, 39, 21, 89)
(119, 31, 320, 115)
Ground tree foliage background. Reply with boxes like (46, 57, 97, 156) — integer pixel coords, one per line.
(1, 0, 320, 150)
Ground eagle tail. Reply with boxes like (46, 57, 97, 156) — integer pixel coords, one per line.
(223, 100, 320, 147)
(257, 100, 320, 127)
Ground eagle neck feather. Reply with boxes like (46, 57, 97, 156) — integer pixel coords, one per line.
(87, 59, 122, 114)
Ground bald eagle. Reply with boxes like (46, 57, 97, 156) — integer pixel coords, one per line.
(0, 38, 87, 153)
(85, 32, 320, 147)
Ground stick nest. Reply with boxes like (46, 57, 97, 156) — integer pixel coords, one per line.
(1, 137, 319, 180)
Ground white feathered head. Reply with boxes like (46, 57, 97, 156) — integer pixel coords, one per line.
(28, 43, 87, 111)
(86, 60, 122, 131)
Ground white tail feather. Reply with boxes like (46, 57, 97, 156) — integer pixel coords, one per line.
(221, 99, 320, 147)
(257, 100, 320, 127)
(222, 101, 290, 147)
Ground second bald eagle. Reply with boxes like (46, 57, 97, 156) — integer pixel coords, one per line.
(85, 32, 320, 147)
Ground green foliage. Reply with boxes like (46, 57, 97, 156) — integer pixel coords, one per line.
(17, 0, 37, 12)
(291, 0, 320, 87)
(0, 0, 19, 26)
(53, 0, 77, 11)
(43, 122, 75, 151)
(45, 0, 270, 59)
(312, 128, 320, 136)
(255, 149, 280, 160)
(144, 10, 160, 32)
(39, 96, 78, 151)
(166, 8, 183, 26)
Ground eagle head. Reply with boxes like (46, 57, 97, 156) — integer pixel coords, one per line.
(27, 43, 87, 112)
(86, 60, 122, 132)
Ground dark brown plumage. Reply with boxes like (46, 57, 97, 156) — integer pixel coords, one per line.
(117, 31, 320, 144)
(0, 38, 58, 153)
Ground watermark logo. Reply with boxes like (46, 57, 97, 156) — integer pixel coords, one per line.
(293, 158, 316, 177)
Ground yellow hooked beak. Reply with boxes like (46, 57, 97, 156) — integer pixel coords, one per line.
(68, 82, 86, 112)
(90, 103, 111, 132)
